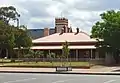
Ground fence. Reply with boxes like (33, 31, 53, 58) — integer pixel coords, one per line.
(7, 58, 91, 62)
(89, 58, 105, 65)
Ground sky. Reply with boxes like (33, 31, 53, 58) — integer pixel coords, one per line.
(0, 0, 120, 34)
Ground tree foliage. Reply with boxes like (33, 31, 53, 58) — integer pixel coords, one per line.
(0, 6, 20, 24)
(91, 10, 120, 50)
(49, 52, 56, 59)
(62, 41, 70, 58)
(0, 6, 32, 58)
(14, 25, 32, 49)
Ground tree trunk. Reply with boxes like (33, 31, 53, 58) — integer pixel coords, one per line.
(6, 48, 8, 58)
(0, 49, 2, 58)
(105, 52, 115, 65)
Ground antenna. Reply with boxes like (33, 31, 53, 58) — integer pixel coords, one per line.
(70, 24, 72, 27)
(61, 11, 62, 18)
(60, 11, 64, 18)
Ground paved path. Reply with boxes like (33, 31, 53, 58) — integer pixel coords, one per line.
(0, 67, 120, 73)
(0, 73, 120, 83)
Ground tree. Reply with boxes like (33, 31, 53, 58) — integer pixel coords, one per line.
(62, 41, 70, 59)
(91, 10, 120, 63)
(47, 52, 56, 63)
(14, 25, 32, 49)
(14, 27, 32, 59)
(0, 6, 32, 59)
(0, 6, 20, 24)
(49, 52, 56, 58)
(0, 20, 15, 58)
(0, 6, 20, 58)
(24, 50, 44, 63)
(34, 50, 44, 58)
(61, 41, 70, 66)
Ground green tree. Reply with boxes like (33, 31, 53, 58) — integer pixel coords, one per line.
(61, 41, 70, 66)
(47, 52, 56, 63)
(25, 50, 44, 62)
(0, 6, 20, 58)
(91, 10, 120, 63)
(14, 28, 32, 59)
(62, 41, 70, 59)
(34, 50, 44, 63)
(0, 6, 32, 59)
(0, 20, 15, 58)
(14, 25, 32, 49)
(0, 6, 20, 24)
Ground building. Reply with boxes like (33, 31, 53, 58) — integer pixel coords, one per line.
(27, 17, 72, 39)
(31, 18, 100, 60)
(55, 18, 68, 33)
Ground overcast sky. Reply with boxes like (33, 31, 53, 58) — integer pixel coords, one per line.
(0, 0, 120, 33)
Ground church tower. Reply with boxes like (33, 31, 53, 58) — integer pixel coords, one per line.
(55, 18, 68, 33)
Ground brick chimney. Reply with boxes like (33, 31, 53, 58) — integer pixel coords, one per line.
(59, 28, 64, 35)
(75, 27, 79, 35)
(76, 27, 79, 33)
(44, 28, 49, 36)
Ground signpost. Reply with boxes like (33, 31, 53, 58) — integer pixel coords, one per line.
(56, 66, 72, 71)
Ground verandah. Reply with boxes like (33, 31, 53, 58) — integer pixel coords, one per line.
(34, 49, 97, 60)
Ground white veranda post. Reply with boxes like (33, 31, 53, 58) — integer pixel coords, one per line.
(90, 49, 93, 59)
(76, 50, 78, 61)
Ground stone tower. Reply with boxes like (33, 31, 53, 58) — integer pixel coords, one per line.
(55, 18, 68, 33)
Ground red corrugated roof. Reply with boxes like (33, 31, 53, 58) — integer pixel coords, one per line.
(32, 32, 97, 43)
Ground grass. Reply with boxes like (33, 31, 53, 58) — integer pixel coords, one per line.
(0, 59, 11, 62)
(0, 59, 90, 67)
(0, 62, 90, 67)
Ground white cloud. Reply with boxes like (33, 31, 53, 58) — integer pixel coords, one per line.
(0, 0, 120, 34)
(46, 5, 61, 17)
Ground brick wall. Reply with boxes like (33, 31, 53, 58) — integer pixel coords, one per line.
(55, 18, 68, 33)
(44, 28, 49, 36)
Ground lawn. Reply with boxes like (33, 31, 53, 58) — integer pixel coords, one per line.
(0, 59, 90, 68)
(0, 62, 90, 67)
(0, 59, 11, 63)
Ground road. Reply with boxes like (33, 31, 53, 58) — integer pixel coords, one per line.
(0, 73, 120, 83)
